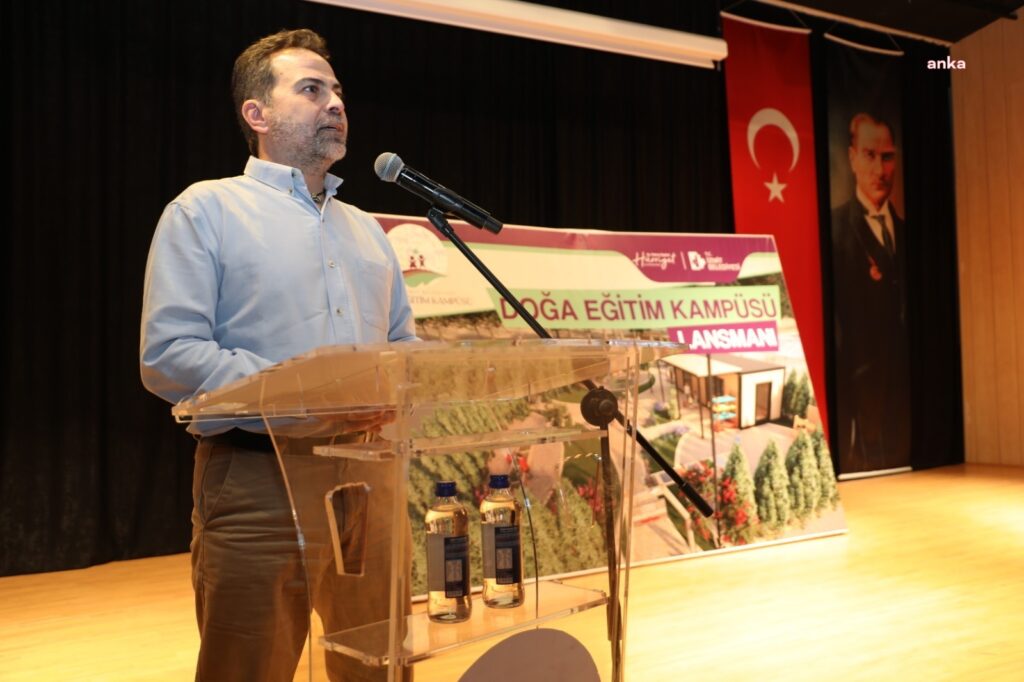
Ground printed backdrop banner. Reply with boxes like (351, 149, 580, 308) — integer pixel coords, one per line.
(377, 214, 846, 591)
(722, 14, 827, 441)
(826, 38, 911, 476)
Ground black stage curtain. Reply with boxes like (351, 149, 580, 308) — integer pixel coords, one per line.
(0, 0, 962, 576)
(898, 40, 964, 471)
(0, 0, 730, 575)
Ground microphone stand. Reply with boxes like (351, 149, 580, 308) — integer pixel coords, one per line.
(425, 207, 714, 516)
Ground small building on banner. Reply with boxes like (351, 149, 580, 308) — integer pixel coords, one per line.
(662, 353, 785, 430)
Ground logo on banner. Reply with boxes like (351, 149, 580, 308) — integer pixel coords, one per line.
(683, 250, 740, 274)
(747, 107, 800, 203)
(686, 251, 707, 270)
(385, 223, 449, 286)
(632, 251, 677, 271)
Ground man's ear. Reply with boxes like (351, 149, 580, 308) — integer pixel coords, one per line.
(241, 99, 269, 136)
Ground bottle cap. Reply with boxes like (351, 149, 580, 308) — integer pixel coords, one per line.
(489, 474, 510, 489)
(435, 481, 457, 497)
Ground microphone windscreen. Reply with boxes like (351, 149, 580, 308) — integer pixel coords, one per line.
(374, 152, 404, 182)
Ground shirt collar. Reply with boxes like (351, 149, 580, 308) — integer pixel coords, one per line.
(243, 156, 344, 199)
(855, 185, 892, 221)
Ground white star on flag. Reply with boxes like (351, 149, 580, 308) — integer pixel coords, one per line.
(764, 172, 787, 203)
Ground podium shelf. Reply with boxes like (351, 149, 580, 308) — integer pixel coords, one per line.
(312, 426, 606, 461)
(320, 580, 608, 666)
(323, 577, 602, 663)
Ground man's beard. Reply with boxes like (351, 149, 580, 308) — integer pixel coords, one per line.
(267, 116, 347, 168)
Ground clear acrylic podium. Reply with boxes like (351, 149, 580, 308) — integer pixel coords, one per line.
(173, 339, 680, 681)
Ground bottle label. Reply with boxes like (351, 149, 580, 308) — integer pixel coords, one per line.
(427, 534, 470, 598)
(482, 525, 521, 585)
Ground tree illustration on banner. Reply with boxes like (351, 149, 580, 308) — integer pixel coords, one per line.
(812, 429, 840, 511)
(786, 432, 822, 524)
(782, 371, 811, 419)
(719, 441, 759, 545)
(681, 459, 719, 550)
(754, 440, 791, 533)
(797, 374, 812, 417)
(782, 371, 799, 419)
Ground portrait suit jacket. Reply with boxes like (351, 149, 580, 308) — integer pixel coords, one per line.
(831, 197, 911, 472)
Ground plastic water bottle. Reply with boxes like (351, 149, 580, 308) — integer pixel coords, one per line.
(479, 474, 524, 608)
(425, 481, 472, 622)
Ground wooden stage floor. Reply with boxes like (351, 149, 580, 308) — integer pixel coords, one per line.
(2, 464, 1023, 681)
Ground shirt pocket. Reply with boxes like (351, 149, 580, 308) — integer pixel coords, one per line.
(355, 257, 392, 341)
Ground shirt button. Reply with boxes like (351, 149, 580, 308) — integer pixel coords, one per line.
(335, 308, 344, 317)
(328, 260, 336, 268)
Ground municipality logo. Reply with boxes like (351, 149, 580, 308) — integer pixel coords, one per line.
(686, 251, 707, 271)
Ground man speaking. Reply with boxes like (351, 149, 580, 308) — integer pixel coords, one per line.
(141, 28, 415, 681)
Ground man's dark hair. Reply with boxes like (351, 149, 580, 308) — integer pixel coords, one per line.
(232, 29, 331, 156)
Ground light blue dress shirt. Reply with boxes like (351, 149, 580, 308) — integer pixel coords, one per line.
(140, 157, 417, 434)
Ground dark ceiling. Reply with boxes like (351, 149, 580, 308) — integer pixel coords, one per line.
(764, 0, 1020, 43)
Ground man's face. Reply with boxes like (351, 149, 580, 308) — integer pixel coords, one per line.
(261, 48, 347, 167)
(848, 121, 896, 211)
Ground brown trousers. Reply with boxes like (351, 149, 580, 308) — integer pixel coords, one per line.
(191, 434, 410, 681)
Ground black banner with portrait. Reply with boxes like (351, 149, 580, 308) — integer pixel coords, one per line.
(826, 37, 910, 476)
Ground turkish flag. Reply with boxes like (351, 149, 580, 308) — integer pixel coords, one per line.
(723, 14, 828, 437)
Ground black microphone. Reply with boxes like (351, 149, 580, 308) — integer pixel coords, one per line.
(374, 153, 503, 234)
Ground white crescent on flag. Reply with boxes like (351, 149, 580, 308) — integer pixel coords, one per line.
(746, 107, 800, 171)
